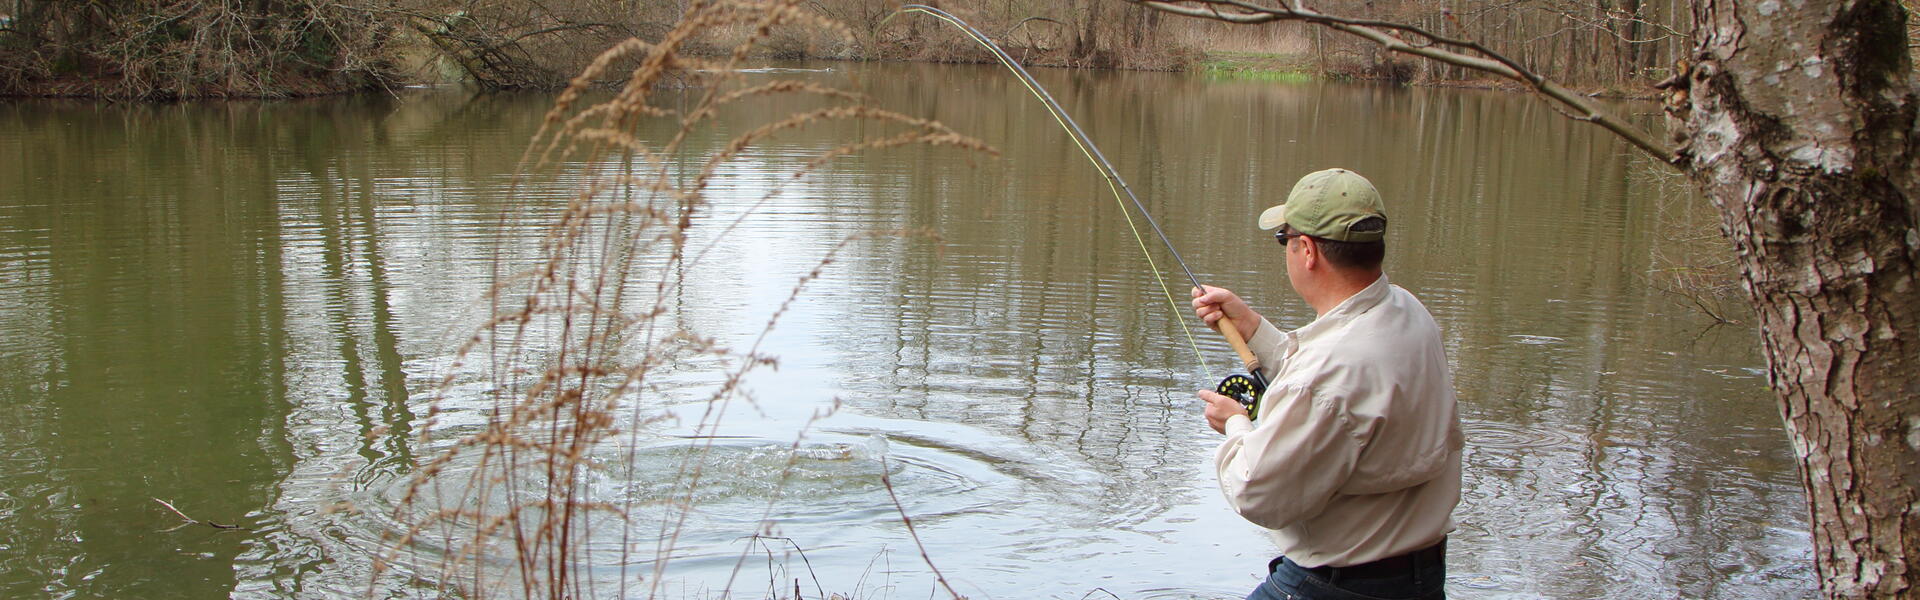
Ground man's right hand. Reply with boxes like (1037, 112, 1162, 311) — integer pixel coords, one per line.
(1191, 286, 1260, 342)
(1196, 389, 1248, 434)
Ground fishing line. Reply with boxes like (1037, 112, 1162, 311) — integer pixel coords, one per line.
(890, 4, 1215, 381)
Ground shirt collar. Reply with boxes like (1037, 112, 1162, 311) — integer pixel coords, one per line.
(1291, 273, 1391, 340)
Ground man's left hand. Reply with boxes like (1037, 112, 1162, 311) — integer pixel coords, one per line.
(1197, 389, 1248, 434)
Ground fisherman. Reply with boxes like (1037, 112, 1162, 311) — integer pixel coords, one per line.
(1191, 168, 1462, 600)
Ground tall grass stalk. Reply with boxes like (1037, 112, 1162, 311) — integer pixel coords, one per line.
(371, 2, 992, 598)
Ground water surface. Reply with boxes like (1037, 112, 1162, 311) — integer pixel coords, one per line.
(0, 61, 1807, 599)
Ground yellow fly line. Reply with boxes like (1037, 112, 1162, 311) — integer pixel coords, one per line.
(892, 4, 1215, 380)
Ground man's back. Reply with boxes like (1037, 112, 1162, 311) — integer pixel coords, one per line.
(1192, 167, 1457, 599)
(1216, 276, 1462, 568)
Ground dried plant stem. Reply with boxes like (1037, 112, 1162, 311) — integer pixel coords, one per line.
(879, 458, 963, 600)
(374, 2, 993, 598)
(152, 498, 246, 531)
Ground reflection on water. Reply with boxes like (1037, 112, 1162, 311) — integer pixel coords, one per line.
(0, 61, 1807, 599)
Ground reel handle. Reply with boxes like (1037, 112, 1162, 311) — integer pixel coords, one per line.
(1215, 371, 1270, 420)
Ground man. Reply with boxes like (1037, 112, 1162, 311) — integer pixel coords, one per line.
(1191, 168, 1462, 600)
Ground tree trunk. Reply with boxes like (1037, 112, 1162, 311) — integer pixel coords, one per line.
(1622, 0, 1644, 80)
(1677, 0, 1920, 596)
(1076, 0, 1104, 63)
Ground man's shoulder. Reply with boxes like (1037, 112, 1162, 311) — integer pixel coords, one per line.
(1383, 283, 1435, 310)
(1324, 289, 1446, 365)
(1371, 285, 1444, 331)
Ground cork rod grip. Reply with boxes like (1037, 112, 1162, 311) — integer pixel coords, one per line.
(1213, 314, 1262, 375)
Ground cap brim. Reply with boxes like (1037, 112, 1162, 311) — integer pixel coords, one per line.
(1257, 204, 1288, 230)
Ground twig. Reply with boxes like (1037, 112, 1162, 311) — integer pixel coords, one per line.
(1126, 0, 1682, 165)
(747, 534, 827, 598)
(880, 457, 963, 599)
(1004, 16, 1066, 45)
(152, 498, 247, 531)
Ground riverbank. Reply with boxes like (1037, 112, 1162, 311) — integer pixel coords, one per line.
(0, 49, 1660, 102)
(0, 1, 1678, 101)
(1192, 50, 1661, 100)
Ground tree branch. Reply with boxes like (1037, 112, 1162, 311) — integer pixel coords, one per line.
(153, 497, 248, 531)
(1005, 15, 1067, 40)
(1126, 0, 1683, 165)
(1532, 0, 1693, 43)
(507, 21, 623, 45)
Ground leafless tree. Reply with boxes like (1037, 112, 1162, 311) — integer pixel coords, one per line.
(0, 0, 402, 98)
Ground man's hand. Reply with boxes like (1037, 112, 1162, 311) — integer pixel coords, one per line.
(1197, 389, 1248, 434)
(1191, 286, 1260, 342)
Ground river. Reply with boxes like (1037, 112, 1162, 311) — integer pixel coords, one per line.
(0, 60, 1810, 599)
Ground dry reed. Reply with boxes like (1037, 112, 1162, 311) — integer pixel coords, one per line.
(370, 2, 993, 598)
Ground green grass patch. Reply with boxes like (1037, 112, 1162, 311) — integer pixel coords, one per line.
(1209, 50, 1292, 59)
(1201, 60, 1315, 84)
(1196, 51, 1319, 84)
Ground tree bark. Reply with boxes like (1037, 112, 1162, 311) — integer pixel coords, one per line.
(1676, 0, 1920, 596)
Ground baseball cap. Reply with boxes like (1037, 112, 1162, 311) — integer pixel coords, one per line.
(1256, 168, 1388, 242)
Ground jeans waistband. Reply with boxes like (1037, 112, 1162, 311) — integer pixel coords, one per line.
(1278, 537, 1447, 581)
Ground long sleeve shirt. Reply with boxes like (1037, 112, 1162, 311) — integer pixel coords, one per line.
(1216, 274, 1463, 568)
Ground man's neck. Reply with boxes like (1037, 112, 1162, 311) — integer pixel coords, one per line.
(1306, 270, 1383, 316)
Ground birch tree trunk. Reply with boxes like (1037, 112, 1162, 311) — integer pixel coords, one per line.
(1676, 1, 1920, 596)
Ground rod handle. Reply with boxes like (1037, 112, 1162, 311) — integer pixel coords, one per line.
(1215, 314, 1262, 375)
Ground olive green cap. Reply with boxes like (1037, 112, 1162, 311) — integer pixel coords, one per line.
(1257, 168, 1388, 242)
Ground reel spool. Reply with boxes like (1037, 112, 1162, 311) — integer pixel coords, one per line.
(1215, 372, 1269, 419)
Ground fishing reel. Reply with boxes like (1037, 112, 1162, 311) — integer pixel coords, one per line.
(1214, 371, 1269, 419)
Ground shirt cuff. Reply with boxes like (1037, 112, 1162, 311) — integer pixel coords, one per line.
(1223, 413, 1254, 437)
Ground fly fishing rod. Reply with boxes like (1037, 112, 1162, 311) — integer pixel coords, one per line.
(890, 5, 1270, 415)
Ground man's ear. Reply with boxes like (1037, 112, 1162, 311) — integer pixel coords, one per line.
(1298, 236, 1321, 270)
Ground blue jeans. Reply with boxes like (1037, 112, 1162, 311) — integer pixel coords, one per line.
(1246, 554, 1445, 600)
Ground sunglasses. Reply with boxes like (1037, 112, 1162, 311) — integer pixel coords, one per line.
(1275, 229, 1309, 247)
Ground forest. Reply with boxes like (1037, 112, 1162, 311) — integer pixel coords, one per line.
(0, 0, 1732, 99)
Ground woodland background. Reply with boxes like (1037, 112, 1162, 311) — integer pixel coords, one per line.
(0, 0, 1770, 99)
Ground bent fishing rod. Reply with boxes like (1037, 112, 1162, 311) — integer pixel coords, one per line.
(890, 5, 1270, 414)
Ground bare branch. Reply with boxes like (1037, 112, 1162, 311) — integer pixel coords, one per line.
(1531, 0, 1692, 42)
(1127, 0, 1683, 165)
(152, 498, 248, 531)
(1005, 15, 1067, 41)
(506, 21, 625, 45)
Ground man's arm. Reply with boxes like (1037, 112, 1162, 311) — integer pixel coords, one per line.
(1213, 384, 1362, 530)
(1193, 286, 1290, 383)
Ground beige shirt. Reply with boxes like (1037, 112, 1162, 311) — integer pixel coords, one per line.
(1217, 274, 1462, 568)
